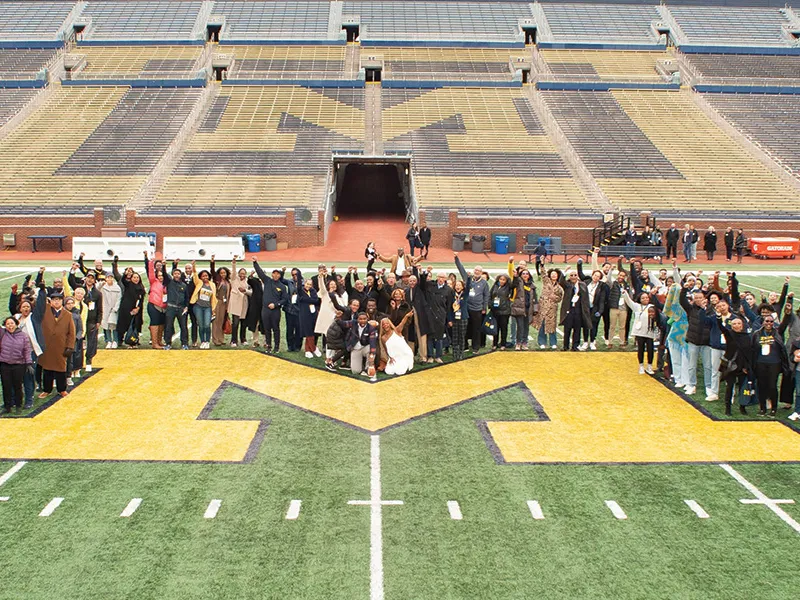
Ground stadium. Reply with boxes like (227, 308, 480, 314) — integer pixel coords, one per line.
(0, 1, 799, 599)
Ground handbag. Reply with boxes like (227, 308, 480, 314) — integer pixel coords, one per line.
(223, 314, 232, 335)
(124, 320, 139, 346)
(481, 312, 497, 336)
(719, 352, 739, 377)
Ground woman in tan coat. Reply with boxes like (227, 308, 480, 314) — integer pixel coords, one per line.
(209, 257, 231, 346)
(36, 289, 76, 398)
(228, 259, 251, 347)
(533, 268, 564, 349)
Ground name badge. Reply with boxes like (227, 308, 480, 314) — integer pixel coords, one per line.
(291, 294, 298, 304)
(88, 302, 95, 311)
(309, 305, 316, 314)
(493, 298, 500, 307)
(162, 294, 168, 304)
(469, 289, 475, 297)
(455, 310, 461, 320)
(762, 344, 770, 356)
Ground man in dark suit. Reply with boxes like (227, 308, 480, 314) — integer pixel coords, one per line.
(665, 223, 680, 259)
(418, 222, 432, 259)
(559, 270, 592, 352)
(407, 268, 432, 361)
(343, 312, 378, 381)
(418, 267, 454, 364)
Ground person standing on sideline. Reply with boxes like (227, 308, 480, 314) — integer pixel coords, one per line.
(418, 266, 453, 363)
(682, 225, 694, 263)
(418, 222, 432, 259)
(297, 279, 321, 358)
(735, 229, 747, 264)
(665, 223, 679, 260)
(0, 316, 33, 414)
(162, 263, 190, 350)
(68, 262, 102, 373)
(704, 226, 718, 261)
(98, 273, 121, 348)
(455, 255, 489, 354)
(190, 262, 216, 349)
(690, 225, 699, 261)
(279, 267, 302, 352)
(724, 227, 735, 262)
(448, 280, 468, 360)
(532, 267, 562, 350)
(228, 259, 252, 347)
(406, 223, 420, 257)
(753, 315, 788, 416)
(680, 281, 712, 397)
(209, 257, 231, 347)
(252, 258, 288, 353)
(36, 288, 75, 398)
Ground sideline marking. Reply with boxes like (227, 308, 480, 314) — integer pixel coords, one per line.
(204, 499, 222, 519)
(39, 497, 64, 517)
(527, 500, 544, 520)
(285, 499, 302, 520)
(684, 499, 710, 519)
(605, 500, 627, 520)
(720, 463, 800, 535)
(347, 435, 403, 600)
(120, 498, 142, 517)
(0, 497, 9, 502)
(0, 461, 26, 487)
(447, 500, 463, 521)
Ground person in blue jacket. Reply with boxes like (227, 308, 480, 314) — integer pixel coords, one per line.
(252, 258, 288, 354)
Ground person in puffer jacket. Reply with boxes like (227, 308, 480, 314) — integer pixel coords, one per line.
(680, 283, 712, 397)
(0, 316, 34, 414)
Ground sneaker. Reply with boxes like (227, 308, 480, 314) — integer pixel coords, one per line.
(521, 343, 528, 351)
(23, 402, 32, 410)
(241, 341, 249, 347)
(85, 365, 92, 373)
(515, 344, 521, 351)
(105, 342, 112, 349)
(540, 345, 546, 350)
(551, 345, 558, 350)
(66, 377, 74, 386)
(645, 365, 654, 375)
(231, 343, 237, 348)
(325, 362, 336, 372)
(182, 345, 189, 350)
(589, 342, 597, 351)
(360, 371, 369, 377)
(706, 394, 719, 402)
(111, 342, 118, 349)
(638, 365, 645, 375)
(164, 346, 171, 351)
(684, 386, 696, 395)
(787, 412, 800, 421)
(578, 342, 589, 351)
(305, 351, 313, 358)
(370, 375, 378, 382)
(758, 410, 766, 416)
(313, 348, 322, 358)
(434, 358, 443, 364)
(426, 358, 434, 364)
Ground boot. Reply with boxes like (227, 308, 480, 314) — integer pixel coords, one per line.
(149, 326, 163, 349)
(157, 325, 165, 348)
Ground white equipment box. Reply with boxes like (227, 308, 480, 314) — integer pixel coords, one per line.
(72, 237, 154, 261)
(162, 237, 245, 261)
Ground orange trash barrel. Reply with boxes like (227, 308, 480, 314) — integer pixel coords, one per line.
(749, 237, 800, 259)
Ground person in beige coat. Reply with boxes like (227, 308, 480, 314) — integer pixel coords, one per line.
(532, 268, 564, 349)
(229, 259, 252, 347)
(36, 288, 76, 398)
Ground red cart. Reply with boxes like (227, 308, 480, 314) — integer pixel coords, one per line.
(749, 237, 800, 260)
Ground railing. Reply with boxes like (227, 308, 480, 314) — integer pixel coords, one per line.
(592, 214, 630, 249)
(532, 73, 667, 84)
(68, 69, 202, 81)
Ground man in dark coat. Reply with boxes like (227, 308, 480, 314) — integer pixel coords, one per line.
(407, 268, 432, 360)
(253, 259, 288, 353)
(724, 227, 735, 262)
(665, 223, 680, 259)
(559, 270, 592, 352)
(419, 267, 454, 363)
(418, 222, 432, 258)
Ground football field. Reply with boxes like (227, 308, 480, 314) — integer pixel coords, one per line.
(0, 262, 799, 599)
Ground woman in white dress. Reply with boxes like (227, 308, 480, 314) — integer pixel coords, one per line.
(380, 314, 415, 376)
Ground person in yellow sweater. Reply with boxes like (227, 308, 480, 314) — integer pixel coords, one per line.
(190, 260, 217, 349)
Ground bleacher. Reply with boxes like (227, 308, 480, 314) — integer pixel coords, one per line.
(146, 85, 364, 214)
(543, 89, 798, 214)
(0, 48, 58, 79)
(213, 0, 333, 42)
(79, 1, 204, 42)
(685, 54, 800, 82)
(0, 88, 39, 126)
(67, 45, 203, 80)
(224, 46, 347, 80)
(704, 93, 800, 176)
(538, 49, 672, 83)
(669, 6, 792, 47)
(541, 3, 662, 45)
(0, 1, 74, 42)
(382, 87, 588, 211)
(378, 48, 514, 82)
(347, 1, 532, 44)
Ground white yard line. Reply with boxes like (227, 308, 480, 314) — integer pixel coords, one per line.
(347, 435, 403, 600)
(0, 462, 26, 488)
(0, 272, 28, 283)
(527, 500, 545, 520)
(684, 499, 710, 519)
(285, 499, 302, 520)
(447, 500, 463, 521)
(204, 499, 222, 519)
(120, 498, 142, 517)
(39, 497, 64, 517)
(720, 463, 800, 535)
(605, 500, 627, 520)
(0, 497, 9, 502)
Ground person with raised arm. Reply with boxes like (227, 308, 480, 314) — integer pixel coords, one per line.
(229, 257, 252, 348)
(161, 261, 190, 350)
(252, 257, 288, 353)
(189, 260, 216, 349)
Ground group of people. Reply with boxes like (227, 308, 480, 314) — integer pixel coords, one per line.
(2, 234, 799, 423)
(655, 223, 747, 264)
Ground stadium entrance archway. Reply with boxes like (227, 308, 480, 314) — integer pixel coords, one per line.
(332, 160, 410, 219)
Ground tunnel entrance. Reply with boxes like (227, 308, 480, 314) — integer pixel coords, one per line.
(334, 163, 408, 217)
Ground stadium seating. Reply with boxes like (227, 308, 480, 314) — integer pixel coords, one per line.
(541, 3, 661, 44)
(224, 45, 346, 80)
(704, 93, 800, 176)
(538, 49, 671, 82)
(669, 6, 791, 46)
(0, 88, 39, 126)
(347, 1, 532, 43)
(382, 87, 588, 211)
(377, 48, 514, 82)
(0, 48, 59, 79)
(542, 89, 798, 214)
(213, 0, 333, 41)
(684, 54, 800, 81)
(0, 1, 74, 41)
(80, 1, 204, 41)
(147, 85, 364, 214)
(67, 45, 203, 79)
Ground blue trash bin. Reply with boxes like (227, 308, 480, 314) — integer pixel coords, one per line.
(245, 234, 261, 252)
(495, 235, 510, 255)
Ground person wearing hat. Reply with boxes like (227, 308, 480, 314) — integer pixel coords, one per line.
(35, 287, 75, 398)
(252, 258, 288, 353)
